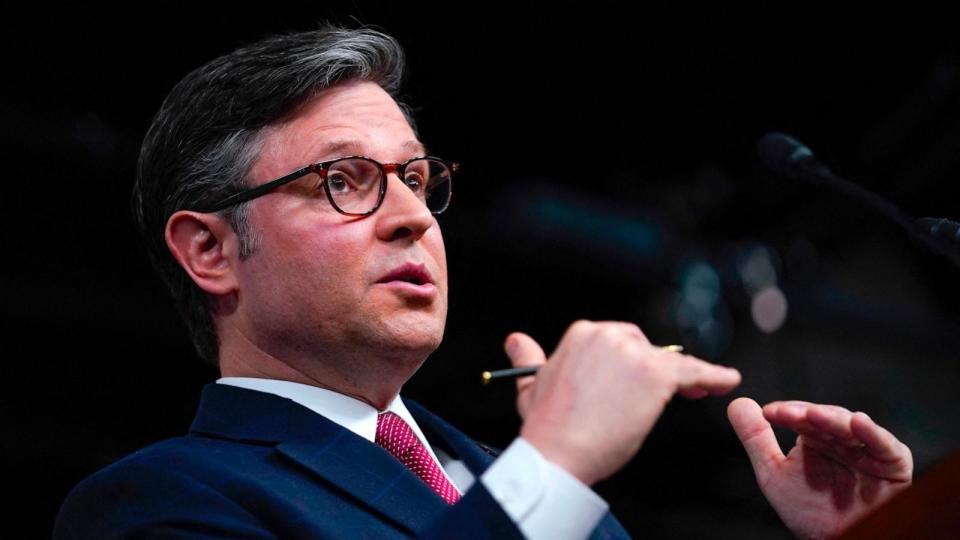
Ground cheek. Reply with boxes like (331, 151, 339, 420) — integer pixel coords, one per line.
(247, 209, 370, 302)
(280, 225, 371, 288)
(426, 229, 448, 288)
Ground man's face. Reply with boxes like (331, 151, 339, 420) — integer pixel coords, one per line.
(231, 80, 448, 366)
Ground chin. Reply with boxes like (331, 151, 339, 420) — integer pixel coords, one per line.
(376, 316, 446, 356)
(394, 327, 445, 354)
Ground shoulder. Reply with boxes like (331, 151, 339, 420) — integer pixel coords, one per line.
(53, 435, 275, 539)
(74, 433, 273, 487)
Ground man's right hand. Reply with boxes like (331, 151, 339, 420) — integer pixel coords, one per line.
(506, 320, 741, 486)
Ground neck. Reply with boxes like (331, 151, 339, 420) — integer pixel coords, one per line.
(216, 320, 423, 409)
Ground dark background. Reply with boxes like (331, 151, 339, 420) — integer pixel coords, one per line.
(5, 4, 959, 538)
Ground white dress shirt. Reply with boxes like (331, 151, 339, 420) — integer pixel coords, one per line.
(217, 377, 608, 539)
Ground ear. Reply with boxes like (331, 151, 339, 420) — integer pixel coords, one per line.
(165, 210, 240, 296)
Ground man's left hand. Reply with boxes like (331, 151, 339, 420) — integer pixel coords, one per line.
(728, 398, 913, 540)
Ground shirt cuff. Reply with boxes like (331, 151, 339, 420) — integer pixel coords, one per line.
(479, 437, 608, 540)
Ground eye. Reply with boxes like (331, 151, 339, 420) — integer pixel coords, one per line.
(326, 171, 357, 194)
(403, 171, 425, 193)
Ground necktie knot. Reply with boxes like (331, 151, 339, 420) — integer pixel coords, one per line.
(376, 411, 461, 505)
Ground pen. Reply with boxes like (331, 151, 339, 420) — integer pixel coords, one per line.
(481, 345, 685, 384)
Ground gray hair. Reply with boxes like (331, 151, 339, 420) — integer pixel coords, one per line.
(131, 25, 416, 365)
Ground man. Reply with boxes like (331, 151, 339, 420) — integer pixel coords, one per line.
(54, 26, 913, 539)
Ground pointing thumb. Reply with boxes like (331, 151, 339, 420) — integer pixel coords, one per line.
(728, 397, 783, 484)
(505, 332, 547, 420)
(504, 332, 547, 369)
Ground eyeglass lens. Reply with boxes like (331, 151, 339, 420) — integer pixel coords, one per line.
(324, 157, 451, 214)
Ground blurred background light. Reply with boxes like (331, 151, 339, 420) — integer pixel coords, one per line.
(751, 285, 789, 333)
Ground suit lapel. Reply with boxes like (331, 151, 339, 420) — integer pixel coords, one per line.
(403, 398, 499, 477)
(276, 439, 448, 533)
(189, 384, 450, 535)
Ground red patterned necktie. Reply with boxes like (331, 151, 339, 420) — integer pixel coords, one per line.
(375, 411, 461, 505)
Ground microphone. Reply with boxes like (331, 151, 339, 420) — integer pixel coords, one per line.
(757, 132, 960, 269)
(918, 217, 960, 244)
(757, 132, 831, 182)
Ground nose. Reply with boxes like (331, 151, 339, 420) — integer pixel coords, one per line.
(374, 172, 436, 242)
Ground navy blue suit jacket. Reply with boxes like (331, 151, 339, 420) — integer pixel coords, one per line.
(54, 383, 629, 539)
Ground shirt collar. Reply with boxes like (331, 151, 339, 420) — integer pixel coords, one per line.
(215, 377, 433, 451)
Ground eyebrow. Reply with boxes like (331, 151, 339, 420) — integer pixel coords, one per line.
(317, 139, 429, 160)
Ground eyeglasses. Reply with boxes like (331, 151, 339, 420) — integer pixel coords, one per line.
(199, 156, 457, 216)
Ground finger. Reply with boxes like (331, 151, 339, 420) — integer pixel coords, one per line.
(764, 401, 851, 417)
(728, 397, 784, 480)
(504, 332, 547, 388)
(800, 434, 912, 481)
(674, 356, 741, 395)
(806, 405, 863, 447)
(594, 321, 649, 344)
(679, 388, 710, 399)
(762, 400, 818, 420)
(767, 401, 851, 413)
(850, 412, 911, 467)
(762, 401, 823, 433)
(762, 401, 837, 444)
